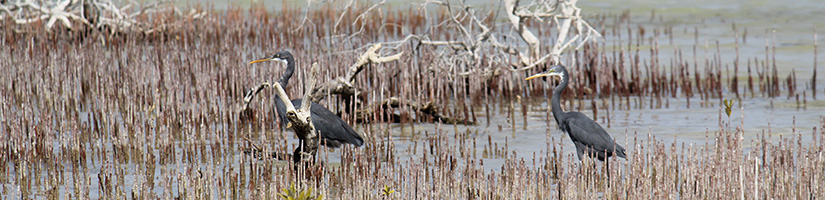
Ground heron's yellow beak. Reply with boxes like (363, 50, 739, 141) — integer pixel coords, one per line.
(524, 74, 546, 81)
(249, 57, 272, 64)
(525, 69, 559, 81)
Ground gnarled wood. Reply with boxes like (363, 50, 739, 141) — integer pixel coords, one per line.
(309, 43, 402, 102)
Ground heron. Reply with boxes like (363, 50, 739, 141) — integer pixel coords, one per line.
(249, 51, 364, 159)
(525, 65, 626, 162)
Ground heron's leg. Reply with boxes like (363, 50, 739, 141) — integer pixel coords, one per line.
(292, 139, 315, 175)
(291, 145, 304, 182)
(292, 145, 307, 179)
(292, 145, 304, 164)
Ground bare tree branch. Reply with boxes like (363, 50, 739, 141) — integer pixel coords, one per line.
(239, 63, 323, 163)
(241, 82, 272, 111)
(293, 0, 314, 32)
(355, 97, 476, 125)
(310, 43, 402, 102)
(274, 63, 321, 163)
(1, 0, 204, 34)
(505, 0, 541, 66)
(504, 0, 602, 70)
(387, 0, 601, 72)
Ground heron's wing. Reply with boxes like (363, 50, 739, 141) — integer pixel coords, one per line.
(307, 101, 365, 147)
(564, 112, 624, 156)
(279, 99, 364, 147)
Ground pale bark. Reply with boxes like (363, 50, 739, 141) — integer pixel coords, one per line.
(0, 0, 204, 34)
(272, 63, 320, 163)
(310, 44, 403, 102)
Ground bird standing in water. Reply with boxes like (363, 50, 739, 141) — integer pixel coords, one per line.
(249, 51, 364, 163)
(525, 65, 626, 161)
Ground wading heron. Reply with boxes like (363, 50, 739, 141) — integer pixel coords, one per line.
(525, 65, 626, 162)
(249, 51, 364, 153)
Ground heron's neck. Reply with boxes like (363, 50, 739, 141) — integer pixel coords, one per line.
(277, 57, 296, 88)
(551, 74, 568, 120)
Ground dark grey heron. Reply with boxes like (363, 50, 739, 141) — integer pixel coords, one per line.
(249, 51, 364, 151)
(525, 65, 626, 161)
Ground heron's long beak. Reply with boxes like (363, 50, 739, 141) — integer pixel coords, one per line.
(249, 57, 272, 64)
(525, 68, 560, 81)
(524, 73, 546, 81)
(525, 71, 552, 81)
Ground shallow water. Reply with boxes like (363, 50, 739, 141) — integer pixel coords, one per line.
(580, 0, 825, 77)
(8, 94, 818, 198)
(387, 93, 825, 171)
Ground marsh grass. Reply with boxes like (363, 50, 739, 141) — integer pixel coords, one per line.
(1, 1, 823, 199)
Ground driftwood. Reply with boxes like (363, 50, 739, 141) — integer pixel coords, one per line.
(238, 81, 271, 123)
(305, 43, 474, 125)
(508, 0, 602, 71)
(270, 0, 602, 126)
(0, 0, 205, 34)
(241, 82, 272, 111)
(274, 63, 320, 163)
(356, 97, 476, 125)
(309, 43, 402, 102)
(241, 137, 292, 161)
(377, 0, 600, 71)
(241, 44, 473, 127)
(241, 63, 321, 164)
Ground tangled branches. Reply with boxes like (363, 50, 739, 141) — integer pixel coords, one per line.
(378, 0, 601, 73)
(0, 0, 204, 34)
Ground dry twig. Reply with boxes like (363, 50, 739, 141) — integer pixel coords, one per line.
(0, 0, 205, 34)
(309, 43, 402, 102)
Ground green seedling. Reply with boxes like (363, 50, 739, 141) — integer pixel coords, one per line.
(723, 99, 734, 117)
